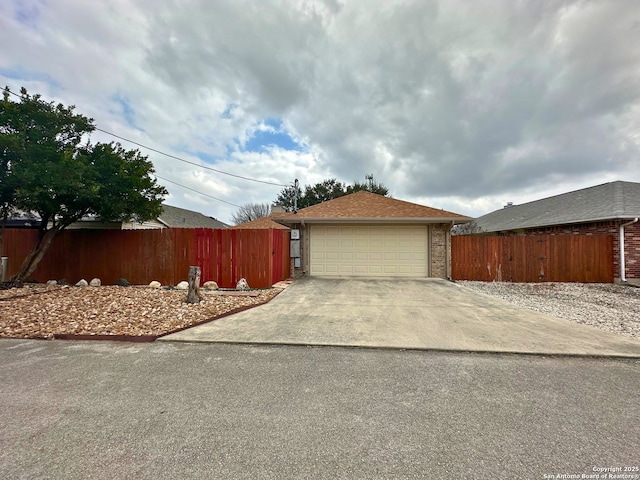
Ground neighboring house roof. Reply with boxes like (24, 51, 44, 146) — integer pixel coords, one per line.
(2, 217, 42, 228)
(229, 215, 290, 230)
(272, 191, 471, 224)
(474, 181, 640, 233)
(158, 205, 229, 229)
(61, 204, 229, 230)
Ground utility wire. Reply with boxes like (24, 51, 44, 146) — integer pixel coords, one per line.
(154, 174, 241, 208)
(3, 87, 289, 188)
(94, 127, 288, 187)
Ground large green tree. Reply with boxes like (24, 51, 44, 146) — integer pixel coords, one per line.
(275, 175, 389, 211)
(1, 87, 167, 282)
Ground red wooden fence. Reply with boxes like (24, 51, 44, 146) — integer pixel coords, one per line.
(1, 228, 290, 288)
(452, 234, 614, 283)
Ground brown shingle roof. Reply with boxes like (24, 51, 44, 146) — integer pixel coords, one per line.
(229, 215, 290, 230)
(273, 191, 471, 223)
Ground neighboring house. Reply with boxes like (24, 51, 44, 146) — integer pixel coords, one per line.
(158, 205, 229, 229)
(65, 204, 229, 230)
(1, 213, 42, 229)
(471, 181, 640, 282)
(229, 214, 291, 230)
(272, 190, 471, 278)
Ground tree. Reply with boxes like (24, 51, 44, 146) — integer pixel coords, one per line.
(346, 174, 389, 196)
(1, 87, 168, 282)
(301, 178, 348, 207)
(451, 220, 483, 236)
(274, 183, 302, 211)
(231, 203, 271, 225)
(275, 175, 390, 211)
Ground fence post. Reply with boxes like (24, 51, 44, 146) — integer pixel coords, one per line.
(1, 257, 7, 282)
(186, 266, 201, 304)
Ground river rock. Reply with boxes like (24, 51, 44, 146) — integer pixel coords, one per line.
(202, 281, 219, 290)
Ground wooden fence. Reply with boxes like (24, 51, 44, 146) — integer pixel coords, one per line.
(1, 228, 290, 288)
(451, 235, 614, 283)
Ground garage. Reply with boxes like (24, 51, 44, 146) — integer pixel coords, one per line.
(309, 224, 429, 277)
(272, 190, 471, 279)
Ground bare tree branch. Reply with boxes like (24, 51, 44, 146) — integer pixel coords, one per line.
(231, 203, 271, 225)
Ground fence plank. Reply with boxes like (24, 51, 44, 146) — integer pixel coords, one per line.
(452, 234, 613, 283)
(1, 227, 291, 288)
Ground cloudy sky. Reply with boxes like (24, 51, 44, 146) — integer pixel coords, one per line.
(2, 0, 639, 224)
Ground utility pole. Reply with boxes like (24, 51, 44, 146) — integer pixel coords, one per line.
(365, 174, 374, 190)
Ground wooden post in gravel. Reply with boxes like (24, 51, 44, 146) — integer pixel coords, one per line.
(186, 266, 201, 304)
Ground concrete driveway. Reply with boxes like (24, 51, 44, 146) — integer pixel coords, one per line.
(160, 277, 640, 357)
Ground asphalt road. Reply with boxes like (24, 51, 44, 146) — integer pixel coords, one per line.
(1, 339, 639, 480)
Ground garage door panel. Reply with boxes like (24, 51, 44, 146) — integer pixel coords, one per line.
(310, 225, 429, 277)
(354, 252, 368, 261)
(398, 265, 418, 274)
(339, 264, 355, 274)
(324, 264, 339, 274)
(368, 264, 384, 274)
(397, 252, 409, 261)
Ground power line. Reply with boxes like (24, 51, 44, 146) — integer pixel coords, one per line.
(3, 87, 289, 188)
(94, 127, 288, 187)
(154, 174, 242, 208)
(3, 87, 247, 209)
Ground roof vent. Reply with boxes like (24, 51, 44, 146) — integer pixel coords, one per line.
(504, 202, 514, 209)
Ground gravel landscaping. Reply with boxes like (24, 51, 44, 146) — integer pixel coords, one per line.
(3, 280, 639, 341)
(0, 284, 281, 339)
(457, 281, 640, 338)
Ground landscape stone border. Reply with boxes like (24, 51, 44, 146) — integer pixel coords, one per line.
(51, 290, 283, 342)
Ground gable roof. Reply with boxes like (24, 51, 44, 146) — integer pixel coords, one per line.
(474, 181, 640, 233)
(229, 215, 290, 230)
(273, 191, 471, 224)
(159, 205, 229, 229)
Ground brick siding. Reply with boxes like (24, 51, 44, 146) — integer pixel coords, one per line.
(430, 224, 451, 278)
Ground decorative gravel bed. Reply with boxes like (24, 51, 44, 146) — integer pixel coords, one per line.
(457, 281, 640, 338)
(0, 285, 281, 339)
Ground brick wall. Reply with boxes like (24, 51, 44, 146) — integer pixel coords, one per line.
(430, 223, 451, 278)
(519, 220, 640, 280)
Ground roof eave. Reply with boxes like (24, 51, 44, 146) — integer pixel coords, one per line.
(156, 217, 172, 227)
(482, 215, 640, 232)
(273, 216, 472, 225)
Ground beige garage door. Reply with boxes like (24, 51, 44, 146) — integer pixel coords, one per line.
(309, 224, 429, 277)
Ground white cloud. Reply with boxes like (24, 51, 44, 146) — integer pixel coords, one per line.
(1, 0, 639, 223)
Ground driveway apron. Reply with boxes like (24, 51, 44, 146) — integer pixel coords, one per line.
(159, 277, 640, 357)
